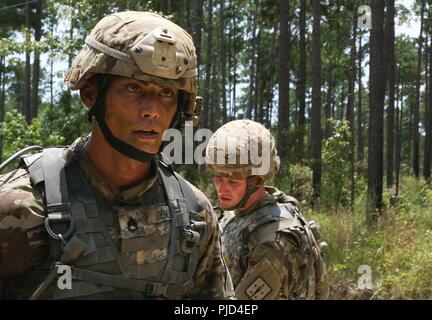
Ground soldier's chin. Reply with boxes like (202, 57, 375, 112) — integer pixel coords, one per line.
(219, 199, 239, 210)
(136, 142, 161, 155)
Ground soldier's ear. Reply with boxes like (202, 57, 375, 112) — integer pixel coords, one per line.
(251, 176, 264, 188)
(80, 80, 98, 109)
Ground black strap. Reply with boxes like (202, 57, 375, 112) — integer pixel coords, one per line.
(94, 114, 155, 163)
(157, 163, 201, 290)
(41, 148, 69, 212)
(239, 202, 301, 259)
(71, 267, 175, 296)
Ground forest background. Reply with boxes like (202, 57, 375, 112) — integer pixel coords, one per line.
(0, 0, 431, 299)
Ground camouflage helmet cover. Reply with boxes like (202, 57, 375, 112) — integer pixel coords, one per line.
(64, 11, 200, 124)
(205, 120, 280, 180)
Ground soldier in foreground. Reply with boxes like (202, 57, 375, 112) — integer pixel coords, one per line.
(0, 11, 232, 299)
(205, 119, 328, 300)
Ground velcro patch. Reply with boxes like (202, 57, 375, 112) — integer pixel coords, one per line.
(245, 276, 272, 300)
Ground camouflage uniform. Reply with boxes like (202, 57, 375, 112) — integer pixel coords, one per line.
(206, 120, 328, 300)
(0, 11, 232, 299)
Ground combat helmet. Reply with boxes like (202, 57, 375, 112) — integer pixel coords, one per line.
(64, 11, 201, 162)
(205, 119, 280, 210)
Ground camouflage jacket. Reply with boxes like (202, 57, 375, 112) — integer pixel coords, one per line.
(218, 187, 314, 300)
(0, 138, 232, 299)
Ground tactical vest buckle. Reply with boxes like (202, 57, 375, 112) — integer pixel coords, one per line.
(180, 226, 200, 255)
(44, 210, 75, 242)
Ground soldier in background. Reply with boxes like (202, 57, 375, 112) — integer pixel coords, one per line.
(205, 119, 328, 300)
(0, 11, 232, 299)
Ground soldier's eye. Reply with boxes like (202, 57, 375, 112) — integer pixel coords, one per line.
(160, 88, 175, 97)
(125, 84, 140, 92)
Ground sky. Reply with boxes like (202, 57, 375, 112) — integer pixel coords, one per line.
(396, 0, 420, 37)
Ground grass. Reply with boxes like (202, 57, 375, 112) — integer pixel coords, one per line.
(306, 176, 432, 299)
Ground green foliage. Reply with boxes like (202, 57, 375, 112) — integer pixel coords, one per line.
(0, 110, 65, 159)
(321, 119, 351, 208)
(274, 161, 313, 206)
(39, 91, 90, 145)
(177, 164, 218, 204)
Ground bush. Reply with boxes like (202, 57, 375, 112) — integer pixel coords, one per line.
(274, 162, 313, 206)
(0, 110, 65, 159)
(321, 119, 351, 208)
(40, 91, 90, 145)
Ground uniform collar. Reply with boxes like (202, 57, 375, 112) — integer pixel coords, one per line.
(234, 186, 286, 216)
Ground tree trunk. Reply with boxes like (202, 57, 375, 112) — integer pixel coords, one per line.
(186, 1, 191, 32)
(253, 29, 262, 122)
(278, 0, 291, 159)
(395, 84, 401, 196)
(68, 5, 73, 68)
(231, 1, 237, 118)
(357, 32, 364, 161)
(295, 0, 307, 162)
(227, 1, 232, 119)
(264, 30, 277, 127)
(255, 32, 262, 122)
(50, 10, 54, 111)
(159, 0, 169, 14)
(219, 0, 228, 123)
(201, 0, 213, 129)
(347, 10, 357, 208)
(413, 0, 426, 178)
(193, 0, 204, 68)
(423, 36, 429, 176)
(246, 0, 258, 119)
(0, 56, 4, 161)
(311, 0, 322, 203)
(386, 0, 396, 187)
(340, 84, 346, 121)
(31, 0, 43, 121)
(210, 58, 219, 131)
(408, 98, 412, 164)
(424, 35, 432, 179)
(24, 2, 31, 123)
(366, 0, 385, 222)
(325, 62, 333, 139)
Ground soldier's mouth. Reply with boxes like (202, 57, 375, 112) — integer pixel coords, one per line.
(220, 195, 232, 201)
(133, 129, 159, 139)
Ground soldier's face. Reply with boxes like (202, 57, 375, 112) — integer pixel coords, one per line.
(213, 176, 247, 209)
(103, 76, 178, 154)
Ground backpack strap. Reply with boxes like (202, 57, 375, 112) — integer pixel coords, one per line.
(25, 148, 77, 262)
(240, 202, 300, 244)
(248, 218, 301, 250)
(157, 162, 204, 293)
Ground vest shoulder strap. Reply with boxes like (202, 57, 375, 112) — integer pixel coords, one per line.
(157, 162, 203, 284)
(240, 202, 303, 260)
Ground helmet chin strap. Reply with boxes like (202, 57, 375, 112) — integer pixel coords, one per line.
(88, 84, 155, 163)
(219, 176, 259, 211)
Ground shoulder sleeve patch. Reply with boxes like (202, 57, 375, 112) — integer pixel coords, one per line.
(235, 257, 284, 300)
